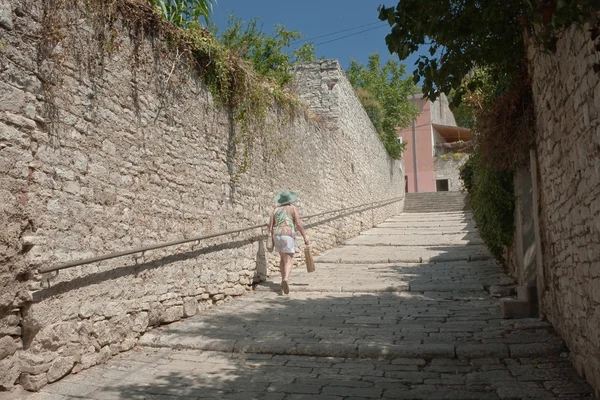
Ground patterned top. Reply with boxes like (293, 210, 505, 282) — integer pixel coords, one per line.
(273, 205, 295, 237)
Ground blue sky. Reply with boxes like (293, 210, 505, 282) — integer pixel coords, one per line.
(212, 1, 430, 78)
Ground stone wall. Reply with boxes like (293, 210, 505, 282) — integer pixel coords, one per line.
(0, 1, 403, 391)
(430, 93, 457, 126)
(433, 155, 468, 192)
(528, 24, 600, 394)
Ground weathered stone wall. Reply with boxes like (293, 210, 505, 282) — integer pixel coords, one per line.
(528, 24, 600, 394)
(0, 1, 403, 391)
(433, 155, 467, 192)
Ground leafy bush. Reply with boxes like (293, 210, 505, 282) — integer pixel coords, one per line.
(148, 0, 215, 28)
(460, 152, 514, 261)
(219, 16, 316, 87)
(346, 53, 419, 159)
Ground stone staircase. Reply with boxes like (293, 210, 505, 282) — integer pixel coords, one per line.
(404, 191, 470, 213)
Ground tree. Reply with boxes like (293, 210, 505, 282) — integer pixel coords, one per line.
(377, 1, 525, 102)
(219, 16, 316, 86)
(148, 0, 216, 28)
(449, 68, 500, 130)
(377, 1, 600, 103)
(346, 53, 419, 159)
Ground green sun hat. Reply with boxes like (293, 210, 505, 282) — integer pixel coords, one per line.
(275, 190, 298, 206)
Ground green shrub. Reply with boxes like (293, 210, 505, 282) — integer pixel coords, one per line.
(219, 16, 316, 87)
(148, 0, 215, 28)
(460, 152, 514, 260)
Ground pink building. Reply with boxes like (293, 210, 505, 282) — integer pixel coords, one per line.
(397, 93, 471, 193)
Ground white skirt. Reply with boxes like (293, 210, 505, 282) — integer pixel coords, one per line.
(273, 235, 295, 254)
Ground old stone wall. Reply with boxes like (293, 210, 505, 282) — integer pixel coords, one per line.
(0, 1, 403, 391)
(528, 24, 600, 394)
(433, 155, 467, 192)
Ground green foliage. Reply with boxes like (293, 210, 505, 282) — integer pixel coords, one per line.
(449, 68, 506, 129)
(460, 152, 515, 261)
(378, 0, 600, 102)
(219, 16, 316, 87)
(346, 53, 419, 159)
(439, 152, 466, 161)
(152, 14, 304, 176)
(148, 0, 216, 28)
(378, 1, 525, 101)
(355, 88, 384, 134)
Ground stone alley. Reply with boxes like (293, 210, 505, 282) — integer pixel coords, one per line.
(19, 211, 596, 400)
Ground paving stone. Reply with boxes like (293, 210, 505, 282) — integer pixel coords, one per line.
(267, 383, 322, 394)
(321, 386, 383, 398)
(509, 342, 565, 358)
(496, 382, 554, 399)
(21, 211, 595, 399)
(456, 343, 510, 359)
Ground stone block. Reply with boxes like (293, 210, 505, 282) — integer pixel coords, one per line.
(18, 352, 51, 375)
(358, 343, 455, 359)
(508, 342, 564, 358)
(0, 355, 20, 389)
(132, 312, 149, 333)
(97, 345, 111, 364)
(46, 356, 74, 383)
(0, 2, 13, 30)
(224, 284, 246, 296)
(211, 294, 225, 301)
(488, 285, 515, 298)
(31, 322, 77, 352)
(456, 344, 510, 359)
(20, 372, 48, 392)
(102, 302, 125, 318)
(148, 302, 165, 326)
(182, 298, 197, 317)
(162, 306, 183, 323)
(120, 338, 136, 352)
(92, 321, 111, 347)
(79, 302, 99, 319)
(80, 351, 98, 369)
(516, 285, 538, 303)
(500, 299, 537, 319)
(0, 336, 20, 360)
(109, 343, 120, 355)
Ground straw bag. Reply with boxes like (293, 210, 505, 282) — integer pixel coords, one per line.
(304, 246, 315, 273)
(266, 233, 274, 252)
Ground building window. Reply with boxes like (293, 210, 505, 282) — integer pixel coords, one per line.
(436, 179, 449, 192)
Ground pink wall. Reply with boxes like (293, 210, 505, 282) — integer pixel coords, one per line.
(398, 99, 436, 193)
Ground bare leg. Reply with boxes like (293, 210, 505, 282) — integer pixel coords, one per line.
(282, 253, 293, 281)
(278, 253, 285, 280)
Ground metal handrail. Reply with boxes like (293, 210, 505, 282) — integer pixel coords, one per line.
(39, 196, 403, 274)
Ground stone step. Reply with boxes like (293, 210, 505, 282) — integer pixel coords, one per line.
(404, 192, 471, 213)
(315, 245, 493, 264)
(137, 335, 565, 361)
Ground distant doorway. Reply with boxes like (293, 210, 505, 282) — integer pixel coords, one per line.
(405, 176, 409, 193)
(436, 179, 449, 192)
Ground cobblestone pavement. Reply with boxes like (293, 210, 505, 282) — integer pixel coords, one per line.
(21, 212, 597, 399)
